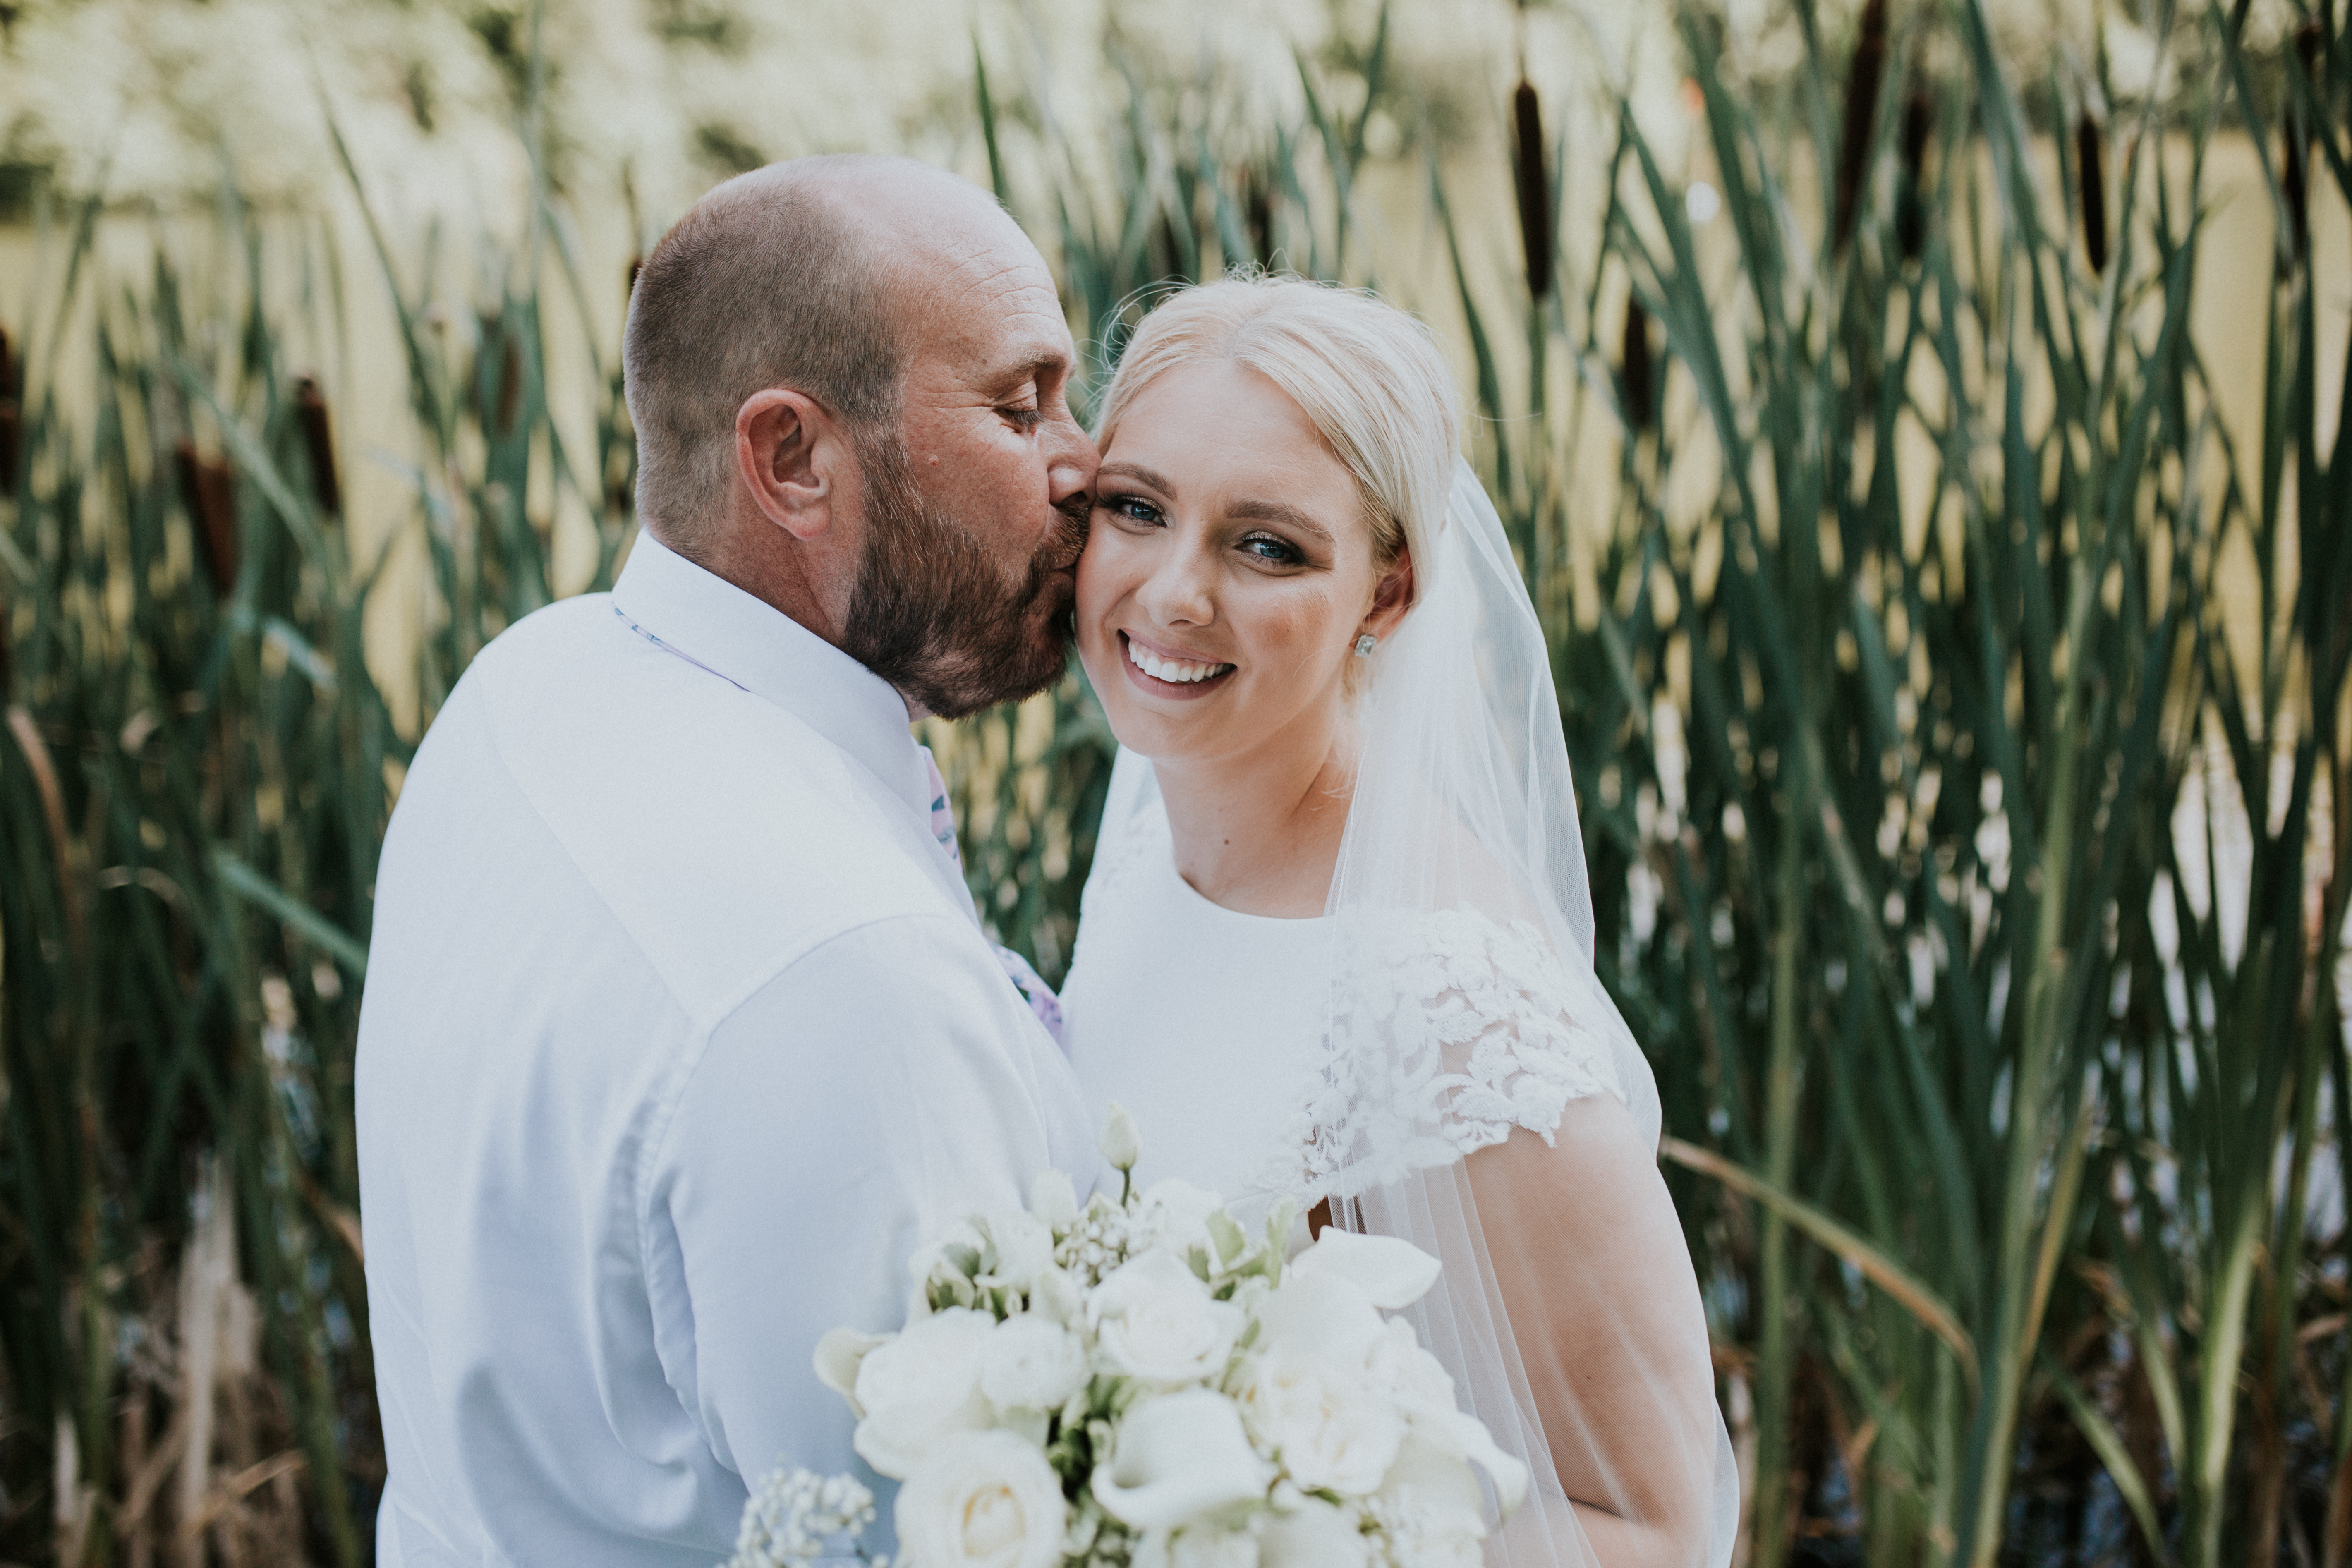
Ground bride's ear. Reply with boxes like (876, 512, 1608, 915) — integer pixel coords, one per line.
(1362, 547, 1415, 639)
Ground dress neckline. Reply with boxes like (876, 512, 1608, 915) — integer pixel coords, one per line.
(1150, 834, 1333, 928)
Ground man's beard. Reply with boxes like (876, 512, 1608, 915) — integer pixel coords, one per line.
(841, 431, 1088, 721)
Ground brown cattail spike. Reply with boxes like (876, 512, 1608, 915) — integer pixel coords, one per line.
(497, 338, 523, 436)
(1244, 170, 1274, 267)
(1622, 296, 1653, 434)
(1513, 80, 1554, 299)
(295, 376, 341, 517)
(1833, 0, 1889, 255)
(2077, 114, 2108, 275)
(176, 440, 238, 597)
(1897, 88, 1933, 262)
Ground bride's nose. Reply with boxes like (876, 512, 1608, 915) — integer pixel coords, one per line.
(1133, 537, 1217, 627)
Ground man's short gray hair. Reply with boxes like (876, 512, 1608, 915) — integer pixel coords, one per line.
(623, 157, 907, 554)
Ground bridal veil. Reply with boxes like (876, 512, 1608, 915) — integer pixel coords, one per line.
(1303, 460, 1737, 1567)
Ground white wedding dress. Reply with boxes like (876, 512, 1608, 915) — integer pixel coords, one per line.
(1060, 753, 1336, 1233)
(1061, 752, 1641, 1230)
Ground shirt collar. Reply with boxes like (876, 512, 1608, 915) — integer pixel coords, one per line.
(610, 531, 929, 817)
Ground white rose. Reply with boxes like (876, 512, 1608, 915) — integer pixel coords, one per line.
(1135, 1180, 1227, 1256)
(1238, 1345, 1406, 1497)
(1091, 1251, 1244, 1384)
(1374, 1431, 1487, 1526)
(895, 1429, 1066, 1568)
(1030, 1169, 1080, 1232)
(982, 1315, 1090, 1412)
(1091, 1389, 1274, 1530)
(1029, 1266, 1084, 1328)
(983, 1210, 1058, 1289)
(814, 1328, 891, 1418)
(907, 1220, 991, 1314)
(1250, 1273, 1387, 1372)
(1256, 1500, 1370, 1568)
(1362, 1319, 1456, 1418)
(1370, 1434, 1489, 1568)
(1286, 1232, 1441, 1310)
(853, 1308, 995, 1479)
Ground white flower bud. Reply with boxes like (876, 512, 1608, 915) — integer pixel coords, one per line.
(1100, 1102, 1142, 1173)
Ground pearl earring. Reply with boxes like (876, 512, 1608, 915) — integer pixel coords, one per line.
(1353, 634, 1378, 658)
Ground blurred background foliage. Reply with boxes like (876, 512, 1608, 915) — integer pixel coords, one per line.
(0, 0, 2347, 1563)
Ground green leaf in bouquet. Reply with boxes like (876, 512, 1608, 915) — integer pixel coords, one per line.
(1207, 1210, 1248, 1268)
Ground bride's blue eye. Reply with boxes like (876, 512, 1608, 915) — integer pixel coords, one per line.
(1240, 534, 1301, 565)
(1098, 494, 1162, 526)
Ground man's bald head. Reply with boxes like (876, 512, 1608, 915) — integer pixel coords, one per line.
(622, 155, 1016, 553)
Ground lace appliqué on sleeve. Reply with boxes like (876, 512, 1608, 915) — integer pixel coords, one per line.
(1277, 908, 1632, 1202)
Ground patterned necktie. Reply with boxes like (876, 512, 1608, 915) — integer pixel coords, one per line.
(924, 750, 1066, 1046)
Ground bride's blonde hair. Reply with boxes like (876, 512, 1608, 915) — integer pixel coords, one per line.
(1092, 275, 1461, 593)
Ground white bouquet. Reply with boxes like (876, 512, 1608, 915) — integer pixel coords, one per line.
(728, 1106, 1529, 1568)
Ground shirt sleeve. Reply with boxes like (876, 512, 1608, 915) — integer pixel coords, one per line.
(642, 913, 1096, 1494)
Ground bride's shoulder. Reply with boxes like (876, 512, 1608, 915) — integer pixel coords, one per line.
(1329, 905, 1635, 1126)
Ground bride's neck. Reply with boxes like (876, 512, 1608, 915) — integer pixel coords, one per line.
(1150, 716, 1355, 919)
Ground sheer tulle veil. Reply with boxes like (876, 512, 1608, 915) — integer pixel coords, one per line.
(1307, 460, 1738, 1566)
(1091, 460, 1737, 1565)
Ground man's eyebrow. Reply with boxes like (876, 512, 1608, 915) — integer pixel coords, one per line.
(1229, 497, 1334, 540)
(980, 349, 1071, 393)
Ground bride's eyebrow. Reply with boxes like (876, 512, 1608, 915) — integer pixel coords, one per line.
(1229, 498, 1332, 541)
(1097, 461, 1172, 493)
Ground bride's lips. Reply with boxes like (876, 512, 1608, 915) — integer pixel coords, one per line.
(1117, 630, 1236, 702)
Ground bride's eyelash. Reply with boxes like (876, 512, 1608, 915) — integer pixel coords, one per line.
(1097, 492, 1162, 525)
(1241, 533, 1302, 566)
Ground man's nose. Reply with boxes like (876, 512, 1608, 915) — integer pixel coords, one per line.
(1043, 407, 1099, 507)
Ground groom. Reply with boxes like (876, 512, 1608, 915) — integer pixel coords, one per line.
(357, 156, 1101, 1566)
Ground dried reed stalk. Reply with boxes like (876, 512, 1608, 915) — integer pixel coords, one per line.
(0, 323, 17, 495)
(1513, 79, 1554, 298)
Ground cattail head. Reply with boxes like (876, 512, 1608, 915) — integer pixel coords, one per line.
(1513, 79, 1554, 299)
(176, 440, 239, 598)
(295, 376, 340, 518)
(1897, 87, 1933, 261)
(2282, 22, 2318, 274)
(1243, 168, 1274, 267)
(1833, 0, 1890, 255)
(628, 254, 644, 300)
(2077, 113, 2108, 275)
(1621, 295, 1653, 433)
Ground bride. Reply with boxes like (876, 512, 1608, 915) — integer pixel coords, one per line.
(1056, 277, 1738, 1567)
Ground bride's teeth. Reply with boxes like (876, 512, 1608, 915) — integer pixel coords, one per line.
(1127, 639, 1231, 685)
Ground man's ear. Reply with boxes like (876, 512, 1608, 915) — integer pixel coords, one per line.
(1362, 547, 1415, 639)
(735, 389, 847, 541)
